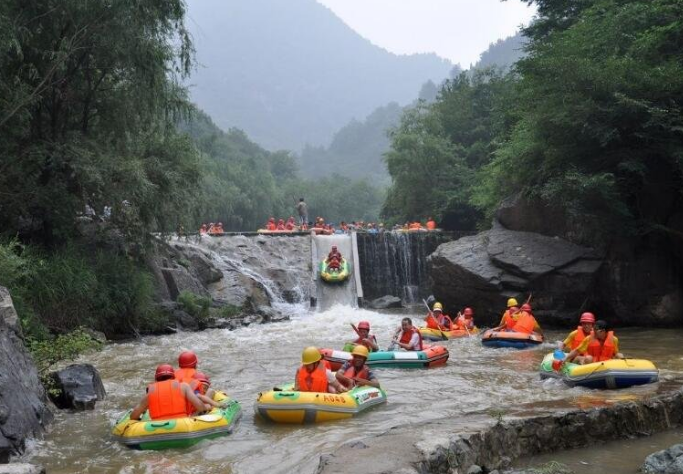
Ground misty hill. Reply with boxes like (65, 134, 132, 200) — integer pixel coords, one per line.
(296, 32, 527, 181)
(186, 0, 451, 151)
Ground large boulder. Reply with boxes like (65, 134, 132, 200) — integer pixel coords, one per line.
(49, 364, 106, 410)
(428, 222, 603, 326)
(368, 295, 403, 309)
(642, 444, 683, 474)
(0, 287, 52, 463)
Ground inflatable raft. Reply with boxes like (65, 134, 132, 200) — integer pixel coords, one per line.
(321, 346, 449, 370)
(419, 326, 480, 341)
(319, 258, 350, 283)
(111, 391, 241, 450)
(481, 329, 544, 349)
(539, 353, 659, 389)
(257, 229, 298, 234)
(255, 383, 387, 423)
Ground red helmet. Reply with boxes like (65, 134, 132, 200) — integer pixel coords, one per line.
(155, 364, 175, 381)
(463, 307, 474, 316)
(178, 351, 198, 368)
(580, 312, 596, 324)
(193, 372, 210, 385)
(521, 303, 532, 312)
(357, 321, 370, 330)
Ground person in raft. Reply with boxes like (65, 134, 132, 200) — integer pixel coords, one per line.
(266, 217, 276, 231)
(294, 347, 346, 394)
(492, 298, 543, 336)
(349, 320, 379, 352)
(391, 317, 423, 351)
(336, 345, 380, 390)
(564, 320, 623, 365)
(454, 307, 475, 330)
(426, 302, 452, 330)
(559, 312, 596, 359)
(130, 364, 206, 421)
(175, 350, 199, 383)
(192, 372, 228, 409)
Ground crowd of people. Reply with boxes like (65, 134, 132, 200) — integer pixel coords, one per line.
(130, 296, 625, 414)
(199, 222, 224, 235)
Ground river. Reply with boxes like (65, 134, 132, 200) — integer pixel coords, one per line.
(20, 303, 683, 474)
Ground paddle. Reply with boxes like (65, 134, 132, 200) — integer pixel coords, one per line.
(422, 298, 447, 341)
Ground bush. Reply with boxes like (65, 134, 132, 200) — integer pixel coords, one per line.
(177, 290, 211, 321)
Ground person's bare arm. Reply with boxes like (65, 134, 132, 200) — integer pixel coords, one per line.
(130, 396, 148, 421)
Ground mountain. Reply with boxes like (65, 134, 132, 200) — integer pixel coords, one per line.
(473, 33, 527, 71)
(185, 0, 452, 151)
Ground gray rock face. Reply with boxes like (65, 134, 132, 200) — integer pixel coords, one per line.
(50, 364, 106, 410)
(368, 295, 403, 309)
(0, 287, 52, 463)
(643, 444, 683, 474)
(429, 221, 603, 326)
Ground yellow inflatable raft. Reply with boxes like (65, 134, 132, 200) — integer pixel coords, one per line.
(419, 326, 480, 341)
(111, 391, 241, 450)
(255, 383, 387, 423)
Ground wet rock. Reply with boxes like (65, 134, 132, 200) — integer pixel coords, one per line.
(173, 309, 200, 331)
(429, 221, 603, 326)
(368, 295, 403, 309)
(187, 251, 223, 285)
(642, 444, 683, 474)
(49, 364, 106, 410)
(161, 267, 210, 301)
(0, 287, 52, 462)
(467, 466, 483, 474)
(0, 464, 46, 474)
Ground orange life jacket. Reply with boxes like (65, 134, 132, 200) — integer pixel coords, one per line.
(512, 311, 536, 334)
(502, 310, 516, 330)
(147, 380, 188, 420)
(296, 362, 328, 392)
(266, 223, 276, 230)
(399, 327, 423, 350)
(571, 326, 591, 351)
(339, 364, 370, 389)
(426, 220, 436, 230)
(353, 334, 377, 351)
(175, 368, 196, 383)
(587, 332, 616, 362)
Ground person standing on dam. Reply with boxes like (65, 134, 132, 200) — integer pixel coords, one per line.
(296, 197, 308, 226)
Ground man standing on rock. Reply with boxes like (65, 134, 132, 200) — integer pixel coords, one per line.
(296, 197, 308, 226)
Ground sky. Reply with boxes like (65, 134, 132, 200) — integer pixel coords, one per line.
(316, 0, 536, 66)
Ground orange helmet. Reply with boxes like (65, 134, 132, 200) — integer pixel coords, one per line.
(178, 351, 198, 368)
(155, 364, 175, 381)
(357, 321, 370, 330)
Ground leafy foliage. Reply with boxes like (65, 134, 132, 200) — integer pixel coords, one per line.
(177, 290, 211, 322)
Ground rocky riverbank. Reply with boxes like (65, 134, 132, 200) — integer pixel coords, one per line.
(318, 386, 683, 474)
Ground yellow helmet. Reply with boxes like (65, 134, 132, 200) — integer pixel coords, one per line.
(351, 345, 369, 359)
(507, 298, 518, 308)
(301, 346, 322, 364)
(433, 302, 443, 311)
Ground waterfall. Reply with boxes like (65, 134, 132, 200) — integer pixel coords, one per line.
(356, 232, 451, 304)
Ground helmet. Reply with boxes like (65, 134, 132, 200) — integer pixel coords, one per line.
(433, 302, 443, 311)
(463, 307, 474, 316)
(193, 372, 210, 385)
(507, 298, 518, 308)
(301, 346, 322, 364)
(580, 312, 596, 324)
(155, 364, 175, 381)
(218, 222, 222, 226)
(351, 345, 369, 359)
(357, 321, 370, 330)
(521, 303, 532, 312)
(178, 351, 198, 368)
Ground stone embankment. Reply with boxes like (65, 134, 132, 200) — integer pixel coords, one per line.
(318, 388, 683, 474)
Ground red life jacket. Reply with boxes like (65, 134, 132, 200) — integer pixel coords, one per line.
(175, 368, 196, 383)
(339, 364, 370, 389)
(147, 380, 188, 420)
(296, 363, 328, 392)
(512, 311, 536, 334)
(587, 332, 616, 362)
(266, 223, 276, 230)
(571, 326, 591, 351)
(399, 327, 423, 350)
